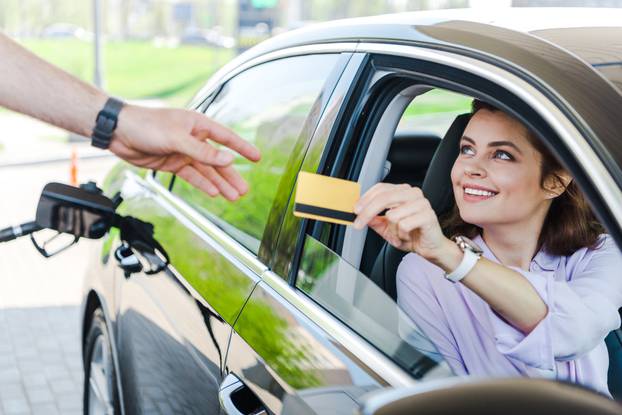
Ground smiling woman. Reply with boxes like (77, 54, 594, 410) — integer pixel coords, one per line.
(444, 100, 603, 256)
(353, 97, 622, 397)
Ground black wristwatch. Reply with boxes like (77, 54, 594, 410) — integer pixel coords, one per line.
(91, 97, 125, 149)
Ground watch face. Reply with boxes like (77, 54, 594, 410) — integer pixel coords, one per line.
(453, 235, 484, 255)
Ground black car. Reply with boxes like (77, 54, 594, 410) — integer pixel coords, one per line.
(81, 8, 622, 415)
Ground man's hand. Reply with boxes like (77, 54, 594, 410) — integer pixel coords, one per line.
(0, 33, 260, 201)
(112, 104, 261, 201)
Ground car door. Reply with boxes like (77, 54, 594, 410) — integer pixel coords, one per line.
(111, 169, 252, 415)
(112, 52, 350, 414)
(223, 52, 463, 415)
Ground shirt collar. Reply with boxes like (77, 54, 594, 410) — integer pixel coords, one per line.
(472, 234, 561, 272)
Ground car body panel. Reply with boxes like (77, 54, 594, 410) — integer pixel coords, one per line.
(228, 280, 383, 414)
(97, 170, 260, 413)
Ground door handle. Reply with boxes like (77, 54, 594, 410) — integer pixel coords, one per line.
(219, 374, 267, 415)
(114, 243, 143, 276)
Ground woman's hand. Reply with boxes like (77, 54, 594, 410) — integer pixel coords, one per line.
(353, 183, 452, 262)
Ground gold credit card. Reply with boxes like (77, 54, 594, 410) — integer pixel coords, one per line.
(294, 172, 360, 225)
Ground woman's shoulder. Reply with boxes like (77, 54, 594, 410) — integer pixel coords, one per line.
(566, 233, 621, 274)
(572, 234, 617, 257)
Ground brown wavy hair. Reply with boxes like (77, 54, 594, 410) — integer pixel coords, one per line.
(441, 99, 604, 256)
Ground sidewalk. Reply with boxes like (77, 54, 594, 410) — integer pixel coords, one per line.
(0, 158, 118, 415)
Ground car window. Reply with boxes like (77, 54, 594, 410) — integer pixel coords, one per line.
(397, 89, 472, 136)
(296, 235, 455, 380)
(172, 54, 341, 254)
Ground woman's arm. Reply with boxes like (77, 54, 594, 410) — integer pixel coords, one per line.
(430, 241, 548, 333)
(354, 183, 547, 334)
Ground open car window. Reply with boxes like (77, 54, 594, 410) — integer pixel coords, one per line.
(296, 234, 456, 380)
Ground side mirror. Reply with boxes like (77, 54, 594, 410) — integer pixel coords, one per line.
(359, 378, 620, 415)
(35, 182, 116, 239)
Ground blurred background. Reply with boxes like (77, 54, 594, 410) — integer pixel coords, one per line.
(0, 1, 620, 414)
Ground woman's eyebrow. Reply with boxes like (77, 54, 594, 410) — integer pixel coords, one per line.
(461, 135, 523, 155)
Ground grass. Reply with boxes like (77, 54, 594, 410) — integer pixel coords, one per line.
(20, 39, 235, 107)
(403, 88, 473, 117)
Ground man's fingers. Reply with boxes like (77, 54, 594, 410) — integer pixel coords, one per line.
(214, 165, 249, 196)
(193, 115, 261, 162)
(178, 135, 234, 167)
(194, 164, 241, 201)
(177, 165, 220, 197)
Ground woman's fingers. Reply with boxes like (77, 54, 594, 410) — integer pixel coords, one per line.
(366, 198, 433, 246)
(395, 213, 432, 241)
(385, 198, 430, 224)
(367, 216, 388, 235)
(356, 183, 407, 212)
(353, 184, 424, 229)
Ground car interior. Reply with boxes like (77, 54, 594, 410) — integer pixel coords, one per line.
(333, 85, 622, 400)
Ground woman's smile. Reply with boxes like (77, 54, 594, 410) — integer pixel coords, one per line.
(450, 108, 551, 227)
(462, 184, 498, 203)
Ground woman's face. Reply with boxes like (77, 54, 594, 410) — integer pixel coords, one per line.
(450, 109, 552, 229)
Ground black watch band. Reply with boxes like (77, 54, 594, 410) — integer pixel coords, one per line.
(91, 97, 124, 149)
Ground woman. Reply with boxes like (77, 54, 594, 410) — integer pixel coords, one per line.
(352, 100, 622, 396)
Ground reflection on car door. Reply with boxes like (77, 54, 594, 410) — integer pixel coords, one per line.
(112, 52, 350, 414)
(113, 171, 258, 414)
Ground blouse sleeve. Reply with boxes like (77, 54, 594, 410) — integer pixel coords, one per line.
(489, 235, 622, 370)
(397, 254, 466, 374)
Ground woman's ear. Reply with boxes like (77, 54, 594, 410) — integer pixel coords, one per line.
(544, 172, 573, 198)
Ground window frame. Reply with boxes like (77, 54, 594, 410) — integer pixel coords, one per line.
(161, 51, 352, 259)
(286, 51, 622, 283)
(276, 48, 622, 372)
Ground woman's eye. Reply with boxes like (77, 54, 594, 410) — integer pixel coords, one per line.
(494, 150, 514, 161)
(460, 145, 475, 155)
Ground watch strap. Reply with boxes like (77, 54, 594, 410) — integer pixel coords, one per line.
(92, 97, 124, 149)
(445, 248, 480, 283)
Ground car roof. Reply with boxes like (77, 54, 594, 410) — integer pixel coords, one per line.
(194, 8, 622, 181)
(249, 8, 619, 55)
(234, 8, 621, 91)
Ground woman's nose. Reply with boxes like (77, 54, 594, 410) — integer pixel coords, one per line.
(464, 162, 486, 178)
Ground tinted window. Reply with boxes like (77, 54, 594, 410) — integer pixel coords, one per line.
(296, 235, 455, 380)
(173, 54, 341, 253)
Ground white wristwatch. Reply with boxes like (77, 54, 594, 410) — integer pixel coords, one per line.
(445, 235, 483, 283)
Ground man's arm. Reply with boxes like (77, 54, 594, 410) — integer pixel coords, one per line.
(0, 33, 260, 199)
(0, 32, 107, 136)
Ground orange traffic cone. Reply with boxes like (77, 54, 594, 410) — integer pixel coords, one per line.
(70, 147, 78, 186)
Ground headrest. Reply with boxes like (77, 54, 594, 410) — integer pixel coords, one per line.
(421, 113, 472, 217)
(369, 113, 472, 301)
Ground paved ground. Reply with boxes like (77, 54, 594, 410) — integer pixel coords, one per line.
(0, 152, 117, 414)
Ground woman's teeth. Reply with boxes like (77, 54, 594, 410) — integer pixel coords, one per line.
(464, 188, 497, 197)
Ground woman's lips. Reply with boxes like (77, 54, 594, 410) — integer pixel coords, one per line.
(462, 186, 498, 203)
(463, 192, 497, 202)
